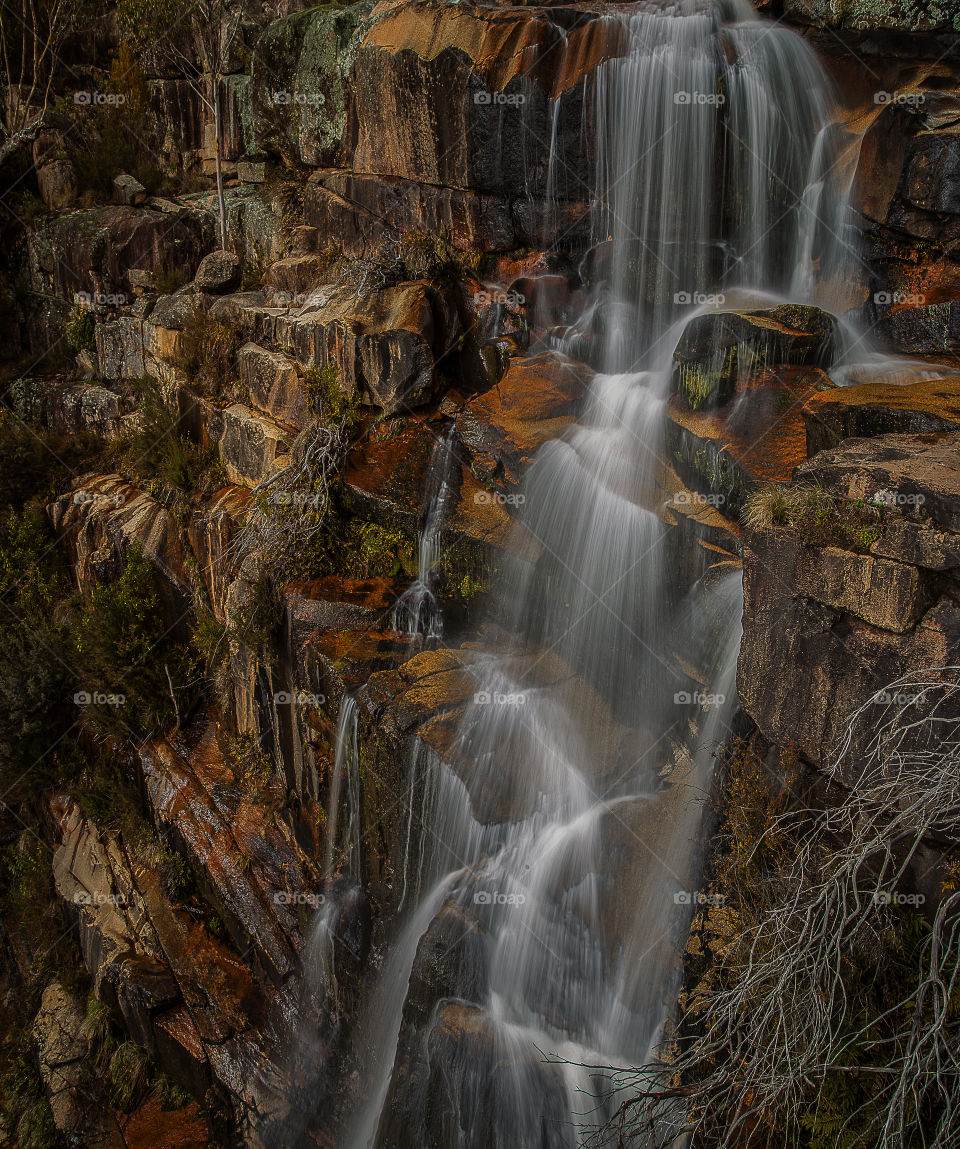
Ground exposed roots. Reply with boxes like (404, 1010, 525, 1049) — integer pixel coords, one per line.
(606, 667, 960, 1149)
(226, 422, 348, 573)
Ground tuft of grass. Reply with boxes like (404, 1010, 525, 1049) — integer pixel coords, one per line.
(109, 1041, 150, 1111)
(741, 483, 884, 553)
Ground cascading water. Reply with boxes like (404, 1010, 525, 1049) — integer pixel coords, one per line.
(301, 3, 860, 1145)
(390, 427, 458, 645)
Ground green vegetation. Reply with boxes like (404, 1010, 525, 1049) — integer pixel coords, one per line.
(399, 228, 485, 279)
(65, 305, 95, 353)
(0, 1052, 57, 1149)
(303, 362, 362, 429)
(742, 483, 885, 552)
(122, 375, 214, 493)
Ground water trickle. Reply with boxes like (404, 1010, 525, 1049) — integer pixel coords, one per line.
(390, 427, 458, 645)
(324, 695, 361, 880)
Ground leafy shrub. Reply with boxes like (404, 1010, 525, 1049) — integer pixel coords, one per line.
(69, 44, 161, 196)
(65, 305, 95, 352)
(123, 375, 209, 493)
(71, 545, 195, 738)
(302, 363, 360, 428)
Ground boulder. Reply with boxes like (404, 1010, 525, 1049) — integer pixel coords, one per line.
(672, 306, 839, 410)
(237, 342, 309, 428)
(272, 282, 460, 416)
(192, 249, 242, 294)
(48, 475, 190, 604)
(45, 382, 122, 437)
(95, 315, 146, 380)
(113, 173, 148, 206)
(665, 366, 832, 514)
(203, 401, 292, 486)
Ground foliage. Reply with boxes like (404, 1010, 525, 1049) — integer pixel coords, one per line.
(399, 228, 484, 279)
(123, 375, 210, 493)
(68, 43, 161, 196)
(177, 309, 241, 398)
(0, 506, 74, 780)
(226, 731, 273, 795)
(71, 544, 195, 739)
(741, 483, 884, 552)
(0, 1053, 57, 1149)
(109, 1041, 151, 1111)
(115, 0, 186, 51)
(302, 363, 361, 429)
(65, 304, 95, 352)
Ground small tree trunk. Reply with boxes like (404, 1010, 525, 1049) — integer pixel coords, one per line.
(213, 76, 227, 249)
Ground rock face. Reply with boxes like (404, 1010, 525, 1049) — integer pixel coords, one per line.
(32, 983, 125, 1148)
(738, 433, 960, 778)
(251, 2, 374, 167)
(269, 283, 461, 415)
(49, 475, 189, 599)
(803, 375, 960, 455)
(31, 205, 211, 301)
(672, 306, 839, 410)
(238, 342, 309, 429)
(782, 0, 960, 32)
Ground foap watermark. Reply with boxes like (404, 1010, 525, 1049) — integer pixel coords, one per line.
(473, 91, 526, 107)
(674, 690, 726, 706)
(674, 890, 726, 906)
(874, 91, 926, 107)
(271, 90, 323, 107)
(74, 290, 127, 308)
(273, 891, 326, 907)
(674, 91, 725, 106)
(474, 890, 527, 906)
(873, 290, 926, 306)
(674, 491, 725, 508)
(869, 488, 926, 508)
(871, 689, 923, 706)
(473, 490, 525, 507)
(73, 890, 128, 906)
(73, 489, 125, 508)
(873, 891, 925, 907)
(73, 90, 126, 106)
(274, 690, 325, 708)
(674, 290, 726, 306)
(269, 290, 311, 308)
(74, 690, 126, 707)
(269, 490, 322, 509)
(474, 691, 526, 706)
(474, 288, 525, 307)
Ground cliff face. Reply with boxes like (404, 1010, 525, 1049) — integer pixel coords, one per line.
(1, 0, 960, 1145)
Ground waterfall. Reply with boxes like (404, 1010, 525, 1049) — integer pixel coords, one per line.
(319, 3, 854, 1145)
(390, 427, 458, 645)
